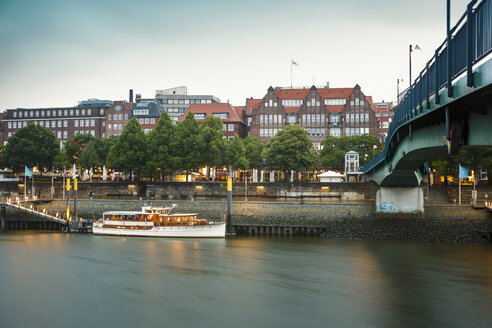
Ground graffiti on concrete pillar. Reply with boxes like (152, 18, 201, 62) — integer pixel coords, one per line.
(377, 202, 399, 213)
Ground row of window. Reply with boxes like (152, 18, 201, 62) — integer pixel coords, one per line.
(7, 119, 98, 129)
(375, 112, 392, 117)
(74, 119, 96, 127)
(165, 107, 186, 113)
(109, 124, 124, 131)
(350, 98, 365, 106)
(268, 98, 351, 108)
(11, 108, 101, 118)
(346, 113, 370, 123)
(305, 128, 326, 137)
(138, 118, 156, 125)
(161, 99, 212, 105)
(345, 127, 370, 136)
(108, 113, 128, 121)
(259, 114, 283, 124)
(259, 128, 281, 137)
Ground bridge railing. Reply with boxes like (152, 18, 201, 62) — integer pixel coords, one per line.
(364, 0, 492, 173)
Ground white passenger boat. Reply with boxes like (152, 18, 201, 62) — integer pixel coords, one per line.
(92, 205, 226, 238)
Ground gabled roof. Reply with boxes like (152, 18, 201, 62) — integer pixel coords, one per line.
(245, 98, 262, 116)
(178, 103, 245, 123)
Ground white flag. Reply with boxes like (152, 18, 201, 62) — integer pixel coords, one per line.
(291, 59, 298, 66)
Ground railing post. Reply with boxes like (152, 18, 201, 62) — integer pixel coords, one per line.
(447, 0, 454, 98)
(435, 49, 441, 105)
(445, 107, 451, 141)
(466, 0, 476, 87)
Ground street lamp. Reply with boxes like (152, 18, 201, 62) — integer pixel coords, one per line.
(409, 44, 422, 88)
(397, 78, 404, 104)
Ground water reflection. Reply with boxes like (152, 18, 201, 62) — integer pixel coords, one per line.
(0, 232, 491, 328)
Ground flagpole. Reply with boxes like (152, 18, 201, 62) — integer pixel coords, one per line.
(24, 170, 27, 201)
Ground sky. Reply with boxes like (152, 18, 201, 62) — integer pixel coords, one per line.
(0, 0, 472, 110)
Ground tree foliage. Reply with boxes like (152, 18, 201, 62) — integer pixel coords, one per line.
(106, 118, 147, 178)
(172, 113, 201, 179)
(146, 111, 176, 178)
(2, 124, 59, 172)
(225, 134, 248, 170)
(64, 133, 95, 165)
(264, 125, 318, 179)
(243, 136, 265, 169)
(320, 135, 383, 170)
(197, 116, 225, 179)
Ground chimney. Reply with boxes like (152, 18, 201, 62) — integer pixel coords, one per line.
(326, 82, 330, 88)
(129, 89, 133, 103)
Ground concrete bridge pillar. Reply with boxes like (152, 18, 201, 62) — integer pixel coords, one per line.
(376, 186, 424, 215)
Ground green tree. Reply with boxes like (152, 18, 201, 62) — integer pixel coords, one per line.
(53, 149, 70, 171)
(146, 111, 176, 179)
(198, 116, 225, 180)
(79, 140, 100, 169)
(106, 118, 147, 180)
(225, 134, 248, 172)
(320, 135, 382, 170)
(64, 133, 95, 164)
(171, 112, 201, 181)
(243, 136, 265, 169)
(2, 124, 59, 172)
(264, 125, 318, 180)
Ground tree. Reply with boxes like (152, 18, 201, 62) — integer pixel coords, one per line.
(2, 124, 59, 172)
(171, 112, 201, 181)
(198, 116, 225, 180)
(146, 111, 176, 179)
(79, 140, 100, 170)
(53, 149, 70, 171)
(64, 133, 95, 165)
(243, 136, 265, 169)
(106, 118, 147, 180)
(264, 125, 318, 180)
(320, 135, 382, 170)
(225, 134, 248, 172)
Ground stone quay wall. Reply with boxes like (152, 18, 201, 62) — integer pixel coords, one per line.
(32, 200, 492, 244)
(0, 180, 378, 202)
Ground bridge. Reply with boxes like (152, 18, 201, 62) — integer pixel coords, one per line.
(364, 0, 492, 214)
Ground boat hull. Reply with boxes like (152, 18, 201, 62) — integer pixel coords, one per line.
(92, 222, 226, 238)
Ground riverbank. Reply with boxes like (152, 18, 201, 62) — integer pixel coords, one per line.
(32, 200, 492, 244)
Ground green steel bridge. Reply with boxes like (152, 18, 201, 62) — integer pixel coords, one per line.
(364, 0, 492, 214)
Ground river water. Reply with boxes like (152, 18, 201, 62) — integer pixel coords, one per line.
(0, 231, 491, 328)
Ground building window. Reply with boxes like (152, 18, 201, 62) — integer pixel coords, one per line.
(139, 118, 144, 124)
(108, 114, 112, 121)
(76, 109, 79, 116)
(108, 124, 112, 130)
(88, 109, 92, 115)
(81, 109, 85, 116)
(260, 115, 264, 124)
(80, 120, 85, 127)
(113, 124, 117, 130)
(75, 120, 79, 127)
(57, 120, 62, 128)
(316, 114, 320, 123)
(194, 113, 206, 120)
(102, 121, 105, 127)
(64, 120, 68, 127)
(35, 111, 39, 117)
(8, 132, 11, 137)
(350, 100, 354, 106)
(30, 111, 33, 117)
(100, 109, 104, 115)
(247, 117, 252, 126)
(145, 118, 149, 124)
(269, 129, 273, 137)
(360, 113, 365, 123)
(273, 114, 277, 124)
(70, 109, 73, 116)
(118, 124, 122, 130)
(355, 113, 359, 123)
(8, 122, 12, 128)
(302, 114, 306, 123)
(85, 119, 89, 126)
(213, 113, 228, 120)
(260, 129, 264, 137)
(13, 112, 17, 118)
(125, 114, 128, 120)
(307, 115, 310, 124)
(57, 131, 61, 138)
(63, 110, 67, 116)
(312, 114, 315, 123)
(150, 118, 155, 124)
(63, 131, 68, 139)
(228, 124, 234, 131)
(365, 113, 369, 122)
(355, 98, 360, 106)
(91, 120, 95, 126)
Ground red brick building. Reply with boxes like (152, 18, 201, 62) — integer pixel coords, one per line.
(370, 100, 394, 143)
(179, 103, 247, 140)
(249, 85, 379, 150)
(106, 101, 132, 137)
(2, 101, 110, 147)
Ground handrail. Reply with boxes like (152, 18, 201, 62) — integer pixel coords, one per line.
(364, 0, 491, 173)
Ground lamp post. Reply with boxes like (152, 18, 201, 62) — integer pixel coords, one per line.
(409, 44, 421, 88)
(397, 78, 404, 104)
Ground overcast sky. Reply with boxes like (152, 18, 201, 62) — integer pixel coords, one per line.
(0, 0, 472, 110)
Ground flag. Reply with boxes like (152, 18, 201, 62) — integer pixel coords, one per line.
(459, 164, 469, 179)
(291, 59, 298, 66)
(25, 166, 32, 178)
